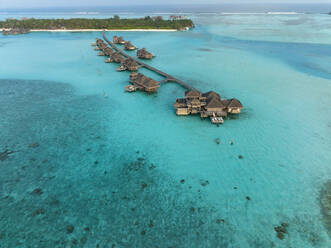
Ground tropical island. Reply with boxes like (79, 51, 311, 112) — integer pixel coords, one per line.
(0, 16, 195, 34)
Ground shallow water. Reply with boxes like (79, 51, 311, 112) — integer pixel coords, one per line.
(0, 13, 331, 247)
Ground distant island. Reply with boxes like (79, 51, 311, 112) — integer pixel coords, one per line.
(0, 16, 195, 34)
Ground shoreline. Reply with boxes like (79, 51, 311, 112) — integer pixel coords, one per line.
(1, 28, 178, 32)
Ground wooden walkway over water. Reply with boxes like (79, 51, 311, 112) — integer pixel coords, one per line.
(102, 32, 196, 91)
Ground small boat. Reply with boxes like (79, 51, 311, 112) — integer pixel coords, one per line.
(117, 65, 127, 72)
(125, 85, 136, 92)
(210, 116, 224, 124)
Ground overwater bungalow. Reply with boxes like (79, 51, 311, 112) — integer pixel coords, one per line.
(202, 91, 227, 117)
(174, 90, 206, 115)
(95, 39, 107, 51)
(203, 96, 227, 117)
(124, 41, 138, 51)
(221, 98, 243, 114)
(127, 72, 160, 93)
(121, 58, 139, 71)
(96, 38, 103, 45)
(137, 48, 155, 59)
(174, 89, 243, 124)
(110, 52, 125, 63)
(96, 39, 106, 48)
(113, 36, 126, 44)
(103, 47, 114, 56)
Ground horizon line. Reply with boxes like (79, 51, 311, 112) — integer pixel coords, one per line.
(1, 2, 331, 10)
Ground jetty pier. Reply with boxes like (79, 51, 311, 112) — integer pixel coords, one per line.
(102, 32, 196, 91)
(94, 32, 243, 124)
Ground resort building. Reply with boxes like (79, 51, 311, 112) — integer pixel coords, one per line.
(221, 98, 243, 114)
(137, 48, 155, 59)
(201, 91, 227, 117)
(96, 39, 106, 47)
(113, 36, 126, 44)
(174, 90, 206, 115)
(124, 41, 138, 51)
(95, 39, 107, 51)
(109, 52, 125, 63)
(126, 72, 160, 93)
(103, 47, 114, 56)
(174, 90, 243, 124)
(117, 58, 139, 72)
(170, 15, 188, 20)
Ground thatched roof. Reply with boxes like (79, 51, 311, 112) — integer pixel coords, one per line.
(203, 91, 221, 100)
(185, 90, 202, 97)
(113, 36, 125, 44)
(143, 79, 159, 88)
(137, 48, 154, 59)
(205, 97, 225, 109)
(125, 41, 137, 50)
(111, 52, 125, 62)
(96, 38, 103, 44)
(227, 98, 243, 109)
(221, 99, 230, 107)
(123, 58, 139, 68)
(132, 73, 159, 88)
(103, 47, 114, 55)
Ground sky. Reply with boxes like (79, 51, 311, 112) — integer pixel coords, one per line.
(0, 0, 330, 9)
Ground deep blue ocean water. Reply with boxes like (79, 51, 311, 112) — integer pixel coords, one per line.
(0, 8, 331, 248)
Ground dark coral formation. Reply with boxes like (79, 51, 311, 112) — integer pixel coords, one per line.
(320, 180, 331, 238)
(31, 188, 43, 195)
(200, 179, 209, 187)
(274, 223, 288, 240)
(0, 149, 15, 161)
(29, 142, 39, 148)
(66, 225, 75, 234)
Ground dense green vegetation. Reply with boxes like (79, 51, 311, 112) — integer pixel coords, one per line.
(0, 16, 195, 30)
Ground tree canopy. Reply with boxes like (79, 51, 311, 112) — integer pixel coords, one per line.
(0, 17, 195, 30)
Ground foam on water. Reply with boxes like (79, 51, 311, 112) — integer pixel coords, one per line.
(0, 13, 331, 247)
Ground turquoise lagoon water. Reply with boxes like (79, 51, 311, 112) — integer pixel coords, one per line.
(0, 13, 331, 247)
